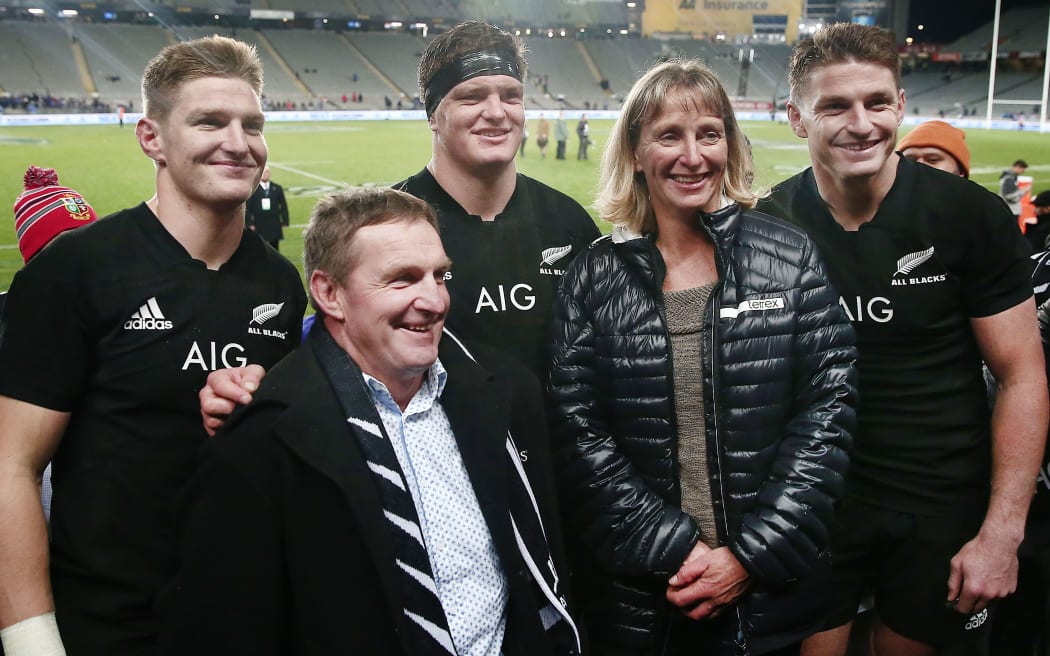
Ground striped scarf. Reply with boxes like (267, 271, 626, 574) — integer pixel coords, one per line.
(311, 324, 580, 655)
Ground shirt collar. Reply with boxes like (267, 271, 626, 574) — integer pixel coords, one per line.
(363, 358, 448, 413)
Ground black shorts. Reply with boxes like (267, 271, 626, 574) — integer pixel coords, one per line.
(824, 497, 991, 647)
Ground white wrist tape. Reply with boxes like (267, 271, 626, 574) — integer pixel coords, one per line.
(0, 612, 66, 656)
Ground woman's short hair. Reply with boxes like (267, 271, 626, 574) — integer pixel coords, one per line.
(596, 59, 756, 234)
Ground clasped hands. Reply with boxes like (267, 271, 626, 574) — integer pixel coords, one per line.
(666, 541, 751, 620)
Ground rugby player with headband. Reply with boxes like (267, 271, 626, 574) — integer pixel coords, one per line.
(422, 49, 524, 117)
(198, 21, 600, 439)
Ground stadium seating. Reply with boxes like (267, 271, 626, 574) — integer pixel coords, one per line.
(0, 2, 1045, 117)
(76, 23, 171, 105)
(0, 21, 87, 99)
(263, 28, 395, 104)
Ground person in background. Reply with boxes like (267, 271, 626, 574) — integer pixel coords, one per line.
(3, 165, 98, 317)
(547, 58, 857, 656)
(1000, 159, 1028, 220)
(760, 23, 1047, 656)
(575, 114, 589, 160)
(158, 186, 580, 656)
(6, 165, 99, 527)
(897, 120, 969, 178)
(536, 113, 550, 159)
(0, 36, 306, 656)
(1022, 188, 1050, 254)
(554, 111, 569, 160)
(244, 165, 289, 251)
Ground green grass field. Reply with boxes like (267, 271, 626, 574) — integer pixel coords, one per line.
(2, 119, 1049, 290)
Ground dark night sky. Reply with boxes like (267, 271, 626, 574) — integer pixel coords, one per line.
(908, 0, 1050, 44)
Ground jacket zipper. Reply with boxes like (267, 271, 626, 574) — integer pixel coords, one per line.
(701, 215, 750, 656)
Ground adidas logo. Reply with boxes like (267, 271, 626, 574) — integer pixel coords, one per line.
(124, 297, 173, 330)
(965, 608, 989, 631)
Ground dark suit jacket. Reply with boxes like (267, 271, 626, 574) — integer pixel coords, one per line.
(245, 182, 289, 244)
(157, 331, 577, 656)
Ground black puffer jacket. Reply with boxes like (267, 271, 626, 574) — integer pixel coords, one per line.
(547, 204, 858, 655)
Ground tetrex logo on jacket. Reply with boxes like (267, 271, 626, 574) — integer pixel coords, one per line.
(891, 247, 946, 287)
(720, 296, 785, 319)
(539, 244, 573, 276)
(248, 302, 288, 340)
(124, 297, 173, 330)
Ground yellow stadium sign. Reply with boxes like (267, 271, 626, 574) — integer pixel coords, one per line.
(644, 0, 802, 41)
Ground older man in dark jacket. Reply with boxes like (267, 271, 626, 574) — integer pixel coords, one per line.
(159, 187, 580, 656)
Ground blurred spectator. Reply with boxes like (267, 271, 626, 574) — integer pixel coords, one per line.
(898, 120, 969, 178)
(536, 113, 550, 158)
(1000, 159, 1029, 219)
(554, 111, 568, 160)
(7, 165, 99, 524)
(1026, 191, 1050, 254)
(244, 166, 290, 251)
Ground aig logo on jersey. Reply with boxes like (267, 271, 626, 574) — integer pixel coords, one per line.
(247, 302, 288, 340)
(891, 247, 947, 287)
(539, 244, 573, 276)
(124, 297, 173, 331)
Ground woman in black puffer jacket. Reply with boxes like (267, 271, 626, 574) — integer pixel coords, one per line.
(547, 60, 858, 656)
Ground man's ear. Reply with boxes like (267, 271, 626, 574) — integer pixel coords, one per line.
(309, 270, 346, 321)
(786, 102, 807, 139)
(136, 117, 165, 165)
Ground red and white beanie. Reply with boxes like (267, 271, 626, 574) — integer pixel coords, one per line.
(13, 165, 98, 263)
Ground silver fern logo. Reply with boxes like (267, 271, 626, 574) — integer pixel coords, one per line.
(890, 247, 947, 288)
(541, 245, 573, 266)
(894, 247, 935, 276)
(251, 302, 285, 325)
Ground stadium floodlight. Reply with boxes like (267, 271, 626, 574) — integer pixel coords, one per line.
(27, 7, 44, 14)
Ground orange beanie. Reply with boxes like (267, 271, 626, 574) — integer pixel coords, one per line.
(898, 120, 970, 178)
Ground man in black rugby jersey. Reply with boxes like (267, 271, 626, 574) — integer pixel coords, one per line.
(759, 22, 1047, 656)
(200, 21, 600, 428)
(0, 36, 305, 656)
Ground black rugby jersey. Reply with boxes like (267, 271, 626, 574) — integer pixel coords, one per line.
(759, 157, 1031, 516)
(0, 202, 306, 653)
(397, 169, 599, 376)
